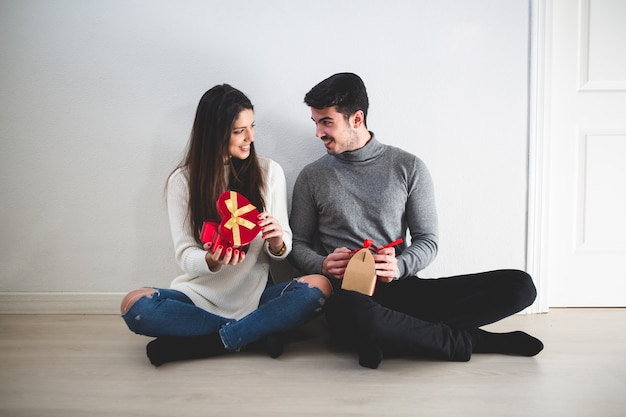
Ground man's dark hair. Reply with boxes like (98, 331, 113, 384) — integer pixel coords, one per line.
(304, 72, 369, 125)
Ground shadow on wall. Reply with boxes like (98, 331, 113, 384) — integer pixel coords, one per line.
(129, 105, 190, 289)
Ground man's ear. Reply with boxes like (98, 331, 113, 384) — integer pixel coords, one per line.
(352, 110, 365, 129)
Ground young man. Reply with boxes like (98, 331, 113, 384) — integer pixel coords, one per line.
(288, 72, 543, 369)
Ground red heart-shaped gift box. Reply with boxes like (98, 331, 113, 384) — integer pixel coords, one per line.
(201, 191, 261, 249)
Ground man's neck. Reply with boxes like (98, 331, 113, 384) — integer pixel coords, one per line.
(353, 129, 372, 151)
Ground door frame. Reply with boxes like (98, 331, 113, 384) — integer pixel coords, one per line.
(526, 0, 550, 313)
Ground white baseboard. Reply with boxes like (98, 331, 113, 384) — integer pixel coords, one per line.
(0, 292, 125, 314)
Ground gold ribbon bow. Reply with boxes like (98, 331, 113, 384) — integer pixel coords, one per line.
(224, 191, 257, 247)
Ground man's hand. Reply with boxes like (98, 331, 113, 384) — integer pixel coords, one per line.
(322, 247, 352, 280)
(373, 247, 398, 283)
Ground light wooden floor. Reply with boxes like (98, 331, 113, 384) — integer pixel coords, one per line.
(0, 309, 624, 417)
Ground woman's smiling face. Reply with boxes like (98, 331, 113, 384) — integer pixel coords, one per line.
(229, 108, 255, 160)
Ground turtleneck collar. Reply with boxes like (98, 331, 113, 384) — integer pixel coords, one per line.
(336, 132, 385, 162)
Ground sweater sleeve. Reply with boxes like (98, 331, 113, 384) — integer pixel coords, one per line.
(396, 158, 439, 278)
(166, 169, 212, 276)
(263, 158, 292, 259)
(288, 167, 326, 275)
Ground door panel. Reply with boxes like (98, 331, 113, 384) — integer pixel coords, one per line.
(545, 0, 626, 306)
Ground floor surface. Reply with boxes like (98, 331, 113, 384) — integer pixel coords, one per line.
(0, 309, 624, 417)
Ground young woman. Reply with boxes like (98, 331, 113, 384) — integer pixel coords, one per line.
(121, 84, 332, 366)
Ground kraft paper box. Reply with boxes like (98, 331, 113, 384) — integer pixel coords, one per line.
(341, 248, 377, 296)
(340, 238, 404, 296)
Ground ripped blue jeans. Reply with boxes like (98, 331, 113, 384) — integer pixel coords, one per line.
(121, 278, 326, 351)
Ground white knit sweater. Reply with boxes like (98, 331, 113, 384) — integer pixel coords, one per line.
(167, 157, 292, 320)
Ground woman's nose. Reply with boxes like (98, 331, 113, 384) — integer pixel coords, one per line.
(245, 128, 254, 142)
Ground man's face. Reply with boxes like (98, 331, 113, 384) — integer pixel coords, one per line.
(310, 106, 359, 155)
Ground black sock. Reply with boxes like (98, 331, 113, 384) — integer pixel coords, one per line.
(358, 341, 384, 369)
(265, 333, 288, 359)
(470, 329, 544, 357)
(146, 333, 226, 366)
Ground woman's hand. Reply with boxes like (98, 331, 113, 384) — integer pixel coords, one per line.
(203, 242, 245, 271)
(257, 211, 284, 254)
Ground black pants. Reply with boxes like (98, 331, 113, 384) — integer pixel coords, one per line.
(324, 269, 537, 361)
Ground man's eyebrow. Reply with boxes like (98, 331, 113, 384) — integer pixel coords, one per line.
(311, 116, 333, 123)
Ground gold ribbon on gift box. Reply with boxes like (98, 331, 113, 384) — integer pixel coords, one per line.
(224, 191, 257, 247)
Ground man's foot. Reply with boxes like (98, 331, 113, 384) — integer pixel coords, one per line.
(470, 329, 544, 357)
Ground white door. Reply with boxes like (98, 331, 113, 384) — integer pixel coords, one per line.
(540, 0, 626, 307)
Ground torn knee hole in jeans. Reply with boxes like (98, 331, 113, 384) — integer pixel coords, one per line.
(296, 277, 323, 290)
(295, 277, 312, 286)
(296, 276, 332, 297)
(121, 289, 158, 315)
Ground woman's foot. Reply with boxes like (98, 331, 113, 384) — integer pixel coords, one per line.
(358, 340, 383, 369)
(146, 333, 226, 366)
(265, 333, 288, 359)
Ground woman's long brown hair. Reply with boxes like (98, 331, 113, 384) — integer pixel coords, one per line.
(168, 84, 266, 244)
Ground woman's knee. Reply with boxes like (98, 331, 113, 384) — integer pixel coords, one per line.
(120, 288, 156, 314)
(298, 274, 333, 297)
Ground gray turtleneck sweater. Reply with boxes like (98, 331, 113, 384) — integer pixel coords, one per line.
(289, 134, 438, 281)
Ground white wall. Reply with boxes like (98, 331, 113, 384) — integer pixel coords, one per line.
(0, 0, 530, 308)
